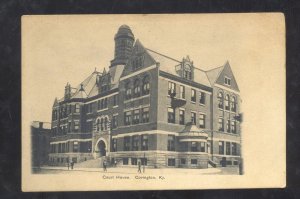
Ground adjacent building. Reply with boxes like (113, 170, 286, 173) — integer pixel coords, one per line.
(49, 25, 242, 169)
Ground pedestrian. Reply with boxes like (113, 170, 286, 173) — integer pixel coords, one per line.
(114, 160, 117, 167)
(138, 161, 142, 173)
(67, 162, 70, 170)
(70, 161, 74, 170)
(103, 160, 107, 172)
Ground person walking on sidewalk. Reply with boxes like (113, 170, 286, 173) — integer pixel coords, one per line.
(137, 161, 142, 173)
(70, 161, 74, 170)
(103, 160, 107, 172)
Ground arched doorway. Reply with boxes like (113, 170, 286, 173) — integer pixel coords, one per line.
(97, 140, 107, 157)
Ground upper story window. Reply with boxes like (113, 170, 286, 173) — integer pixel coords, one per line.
(231, 143, 237, 155)
(231, 120, 236, 134)
(191, 112, 196, 125)
(125, 82, 132, 100)
(168, 82, 176, 96)
(183, 62, 192, 80)
(133, 79, 141, 97)
(133, 109, 140, 124)
(218, 118, 224, 131)
(142, 107, 149, 123)
(132, 135, 139, 151)
(179, 109, 185, 125)
(124, 136, 131, 151)
(180, 85, 185, 99)
(113, 94, 118, 106)
(226, 142, 231, 155)
(112, 139, 117, 152)
(225, 76, 231, 86)
(124, 111, 131, 126)
(87, 103, 93, 113)
(226, 120, 230, 133)
(199, 92, 205, 105)
(74, 121, 79, 131)
(168, 107, 175, 123)
(199, 113, 205, 128)
(75, 104, 80, 113)
(191, 89, 196, 102)
(225, 94, 230, 110)
(231, 96, 237, 112)
(112, 115, 118, 129)
(142, 75, 150, 95)
(218, 92, 224, 109)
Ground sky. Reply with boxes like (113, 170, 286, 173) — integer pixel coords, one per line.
(22, 14, 284, 123)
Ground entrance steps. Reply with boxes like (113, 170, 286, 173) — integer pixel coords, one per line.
(75, 157, 108, 168)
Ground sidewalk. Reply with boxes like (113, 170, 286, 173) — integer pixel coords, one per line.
(37, 166, 224, 175)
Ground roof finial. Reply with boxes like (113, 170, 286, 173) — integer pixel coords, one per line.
(79, 83, 84, 91)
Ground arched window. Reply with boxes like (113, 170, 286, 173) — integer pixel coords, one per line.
(100, 118, 104, 131)
(104, 117, 108, 130)
(125, 82, 131, 100)
(231, 96, 236, 112)
(142, 75, 150, 95)
(133, 79, 140, 97)
(225, 94, 230, 110)
(218, 92, 223, 109)
(96, 119, 100, 131)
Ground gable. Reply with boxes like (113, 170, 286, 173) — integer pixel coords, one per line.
(215, 62, 240, 91)
(121, 40, 157, 77)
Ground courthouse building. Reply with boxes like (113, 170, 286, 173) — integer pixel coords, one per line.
(49, 25, 242, 168)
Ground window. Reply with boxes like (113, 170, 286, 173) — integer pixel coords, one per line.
(191, 89, 196, 102)
(112, 115, 118, 129)
(124, 137, 131, 151)
(191, 142, 197, 152)
(219, 141, 224, 155)
(132, 135, 139, 151)
(142, 75, 150, 95)
(73, 141, 79, 152)
(74, 121, 79, 131)
(218, 118, 224, 131)
(226, 120, 230, 133)
(167, 135, 175, 151)
(124, 111, 131, 126)
(225, 77, 231, 86)
(75, 104, 80, 113)
(133, 56, 144, 70)
(133, 109, 140, 124)
(199, 114, 205, 128)
(112, 139, 117, 152)
(168, 82, 176, 96)
(125, 82, 131, 100)
(104, 117, 108, 130)
(123, 158, 129, 165)
(103, 98, 108, 109)
(231, 96, 236, 112)
(232, 143, 237, 155)
(96, 119, 100, 131)
(180, 85, 185, 99)
(199, 92, 205, 105)
(97, 100, 101, 110)
(200, 142, 206, 152)
(191, 159, 197, 165)
(218, 92, 224, 109)
(225, 94, 230, 110)
(231, 120, 236, 134)
(226, 142, 231, 155)
(141, 107, 149, 123)
(168, 107, 175, 123)
(181, 158, 186, 165)
(87, 103, 92, 113)
(100, 118, 104, 131)
(191, 112, 196, 125)
(113, 94, 118, 106)
(183, 64, 192, 80)
(141, 135, 148, 150)
(131, 158, 138, 165)
(179, 110, 185, 125)
(133, 79, 141, 97)
(168, 158, 175, 166)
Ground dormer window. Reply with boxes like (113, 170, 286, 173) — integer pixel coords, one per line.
(225, 76, 231, 86)
(183, 64, 192, 80)
(180, 56, 194, 80)
(132, 55, 144, 70)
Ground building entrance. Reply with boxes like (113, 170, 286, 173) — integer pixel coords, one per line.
(97, 140, 106, 157)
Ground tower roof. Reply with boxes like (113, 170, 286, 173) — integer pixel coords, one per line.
(115, 24, 134, 39)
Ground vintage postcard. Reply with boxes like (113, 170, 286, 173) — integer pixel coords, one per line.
(22, 14, 285, 191)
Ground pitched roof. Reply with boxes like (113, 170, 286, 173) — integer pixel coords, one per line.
(205, 65, 224, 85)
(146, 48, 211, 87)
(70, 71, 99, 99)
